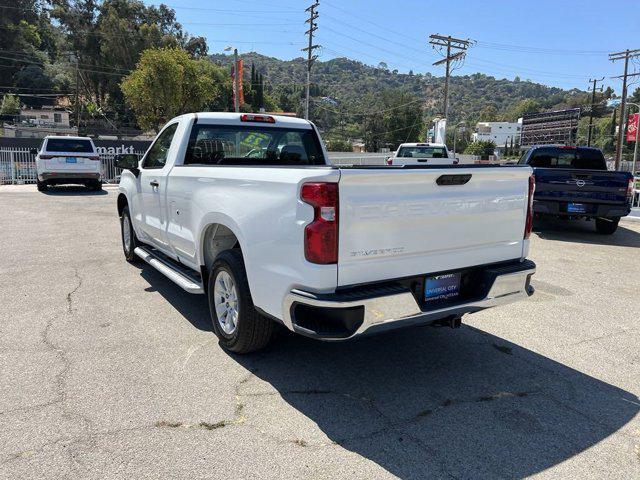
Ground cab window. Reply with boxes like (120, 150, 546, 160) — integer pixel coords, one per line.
(183, 124, 324, 166)
(142, 123, 178, 169)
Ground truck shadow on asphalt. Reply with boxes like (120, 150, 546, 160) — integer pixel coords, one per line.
(232, 327, 639, 479)
(534, 218, 640, 247)
(136, 264, 639, 478)
(41, 185, 108, 196)
(139, 266, 213, 331)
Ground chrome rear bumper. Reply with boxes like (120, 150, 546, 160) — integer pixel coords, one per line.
(283, 260, 536, 340)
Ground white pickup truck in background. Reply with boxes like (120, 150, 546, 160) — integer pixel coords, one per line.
(386, 142, 457, 166)
(116, 112, 536, 353)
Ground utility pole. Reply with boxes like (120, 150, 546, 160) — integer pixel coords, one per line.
(587, 77, 604, 147)
(609, 48, 640, 169)
(303, 0, 320, 120)
(74, 53, 80, 131)
(428, 34, 471, 128)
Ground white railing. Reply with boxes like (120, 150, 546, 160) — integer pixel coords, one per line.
(0, 147, 146, 185)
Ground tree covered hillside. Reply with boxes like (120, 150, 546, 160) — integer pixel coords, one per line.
(209, 52, 615, 151)
(210, 53, 597, 124)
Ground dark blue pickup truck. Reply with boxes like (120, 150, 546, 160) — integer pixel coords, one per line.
(519, 145, 634, 234)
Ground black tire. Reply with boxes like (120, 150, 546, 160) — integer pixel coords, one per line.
(208, 249, 273, 354)
(595, 217, 619, 235)
(87, 180, 102, 191)
(120, 206, 139, 263)
(36, 180, 47, 192)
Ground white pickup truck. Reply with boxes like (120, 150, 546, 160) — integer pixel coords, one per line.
(386, 142, 457, 166)
(116, 112, 536, 353)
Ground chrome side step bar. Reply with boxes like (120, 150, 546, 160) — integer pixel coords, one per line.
(134, 247, 204, 294)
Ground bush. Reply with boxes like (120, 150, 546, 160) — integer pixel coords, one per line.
(325, 138, 352, 152)
(465, 140, 496, 159)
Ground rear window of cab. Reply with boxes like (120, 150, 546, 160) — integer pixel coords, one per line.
(397, 146, 448, 158)
(46, 139, 95, 153)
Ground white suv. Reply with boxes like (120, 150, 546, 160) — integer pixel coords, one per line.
(386, 142, 457, 166)
(35, 136, 102, 191)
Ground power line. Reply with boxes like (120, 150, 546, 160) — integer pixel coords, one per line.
(475, 41, 608, 56)
(303, 0, 320, 120)
(320, 13, 434, 59)
(321, 0, 423, 46)
(312, 97, 424, 117)
(0, 49, 133, 74)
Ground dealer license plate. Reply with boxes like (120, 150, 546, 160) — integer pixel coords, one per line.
(425, 272, 461, 302)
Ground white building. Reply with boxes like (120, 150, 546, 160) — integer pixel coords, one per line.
(472, 120, 522, 148)
(20, 106, 71, 127)
(2, 106, 77, 138)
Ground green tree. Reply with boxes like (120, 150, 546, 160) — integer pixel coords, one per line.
(504, 99, 541, 121)
(479, 105, 498, 121)
(465, 140, 496, 159)
(0, 94, 21, 115)
(121, 47, 223, 131)
(50, 0, 207, 125)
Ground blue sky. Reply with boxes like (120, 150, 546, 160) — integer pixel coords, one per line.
(157, 0, 640, 93)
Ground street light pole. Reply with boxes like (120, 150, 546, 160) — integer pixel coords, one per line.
(452, 121, 465, 158)
(452, 129, 456, 157)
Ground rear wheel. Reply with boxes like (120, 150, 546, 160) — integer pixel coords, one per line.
(36, 180, 47, 192)
(208, 249, 273, 354)
(595, 217, 619, 235)
(120, 206, 139, 263)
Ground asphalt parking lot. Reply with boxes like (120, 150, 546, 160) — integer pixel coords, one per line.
(1, 184, 639, 480)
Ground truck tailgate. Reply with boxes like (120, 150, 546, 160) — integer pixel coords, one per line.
(337, 167, 531, 287)
(534, 169, 631, 204)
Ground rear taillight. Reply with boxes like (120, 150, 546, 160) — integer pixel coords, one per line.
(627, 177, 634, 201)
(89, 155, 100, 161)
(524, 174, 535, 239)
(301, 182, 338, 264)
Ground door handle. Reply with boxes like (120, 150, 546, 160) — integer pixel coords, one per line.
(149, 180, 159, 188)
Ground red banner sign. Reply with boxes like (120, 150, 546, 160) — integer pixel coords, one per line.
(628, 112, 639, 142)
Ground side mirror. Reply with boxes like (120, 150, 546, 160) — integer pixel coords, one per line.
(115, 153, 139, 172)
(29, 148, 38, 155)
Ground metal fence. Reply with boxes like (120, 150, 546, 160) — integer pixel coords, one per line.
(0, 147, 146, 185)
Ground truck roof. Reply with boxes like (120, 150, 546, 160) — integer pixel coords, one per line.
(43, 135, 93, 141)
(528, 144, 602, 152)
(188, 112, 312, 129)
(397, 142, 447, 148)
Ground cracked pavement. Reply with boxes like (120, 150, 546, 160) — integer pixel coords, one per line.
(0, 184, 639, 479)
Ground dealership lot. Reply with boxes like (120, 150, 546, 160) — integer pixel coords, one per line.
(1, 185, 639, 479)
